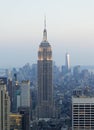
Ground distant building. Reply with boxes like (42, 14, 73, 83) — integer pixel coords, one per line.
(17, 80, 31, 129)
(65, 53, 71, 72)
(18, 107, 30, 130)
(61, 65, 67, 75)
(10, 113, 22, 130)
(81, 69, 89, 79)
(20, 80, 30, 107)
(12, 73, 21, 112)
(73, 65, 80, 78)
(73, 89, 83, 97)
(0, 77, 10, 130)
(37, 18, 54, 119)
(72, 96, 94, 130)
(7, 78, 13, 112)
(61, 53, 71, 75)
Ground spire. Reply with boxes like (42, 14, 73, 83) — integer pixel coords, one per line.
(44, 15, 46, 29)
(43, 15, 47, 41)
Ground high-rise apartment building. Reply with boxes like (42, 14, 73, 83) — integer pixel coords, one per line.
(72, 96, 94, 130)
(0, 78, 10, 130)
(37, 18, 54, 118)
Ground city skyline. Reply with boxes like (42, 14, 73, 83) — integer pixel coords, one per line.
(0, 0, 94, 68)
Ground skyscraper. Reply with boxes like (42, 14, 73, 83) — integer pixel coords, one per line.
(18, 107, 30, 130)
(72, 95, 94, 130)
(18, 80, 31, 130)
(0, 77, 10, 130)
(37, 18, 54, 119)
(20, 80, 30, 107)
(65, 52, 71, 72)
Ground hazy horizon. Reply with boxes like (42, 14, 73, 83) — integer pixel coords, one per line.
(0, 0, 94, 68)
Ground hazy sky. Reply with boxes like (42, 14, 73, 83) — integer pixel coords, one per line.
(0, 0, 94, 68)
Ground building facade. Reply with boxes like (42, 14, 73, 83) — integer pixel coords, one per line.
(18, 107, 30, 130)
(0, 78, 10, 130)
(10, 113, 22, 130)
(20, 80, 30, 107)
(72, 96, 94, 130)
(37, 19, 54, 118)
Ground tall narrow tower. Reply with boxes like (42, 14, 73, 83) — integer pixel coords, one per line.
(65, 52, 71, 72)
(37, 18, 53, 119)
(0, 78, 10, 130)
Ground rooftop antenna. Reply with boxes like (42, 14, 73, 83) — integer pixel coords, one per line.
(43, 14, 47, 41)
(44, 14, 46, 29)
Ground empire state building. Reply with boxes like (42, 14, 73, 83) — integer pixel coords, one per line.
(37, 19, 54, 119)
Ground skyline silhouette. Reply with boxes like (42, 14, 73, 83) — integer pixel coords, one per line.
(0, 0, 94, 67)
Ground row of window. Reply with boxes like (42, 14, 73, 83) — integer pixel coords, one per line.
(74, 105, 94, 107)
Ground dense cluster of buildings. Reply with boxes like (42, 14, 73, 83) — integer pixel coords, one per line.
(1, 20, 94, 130)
